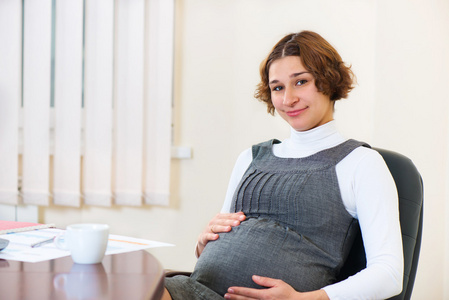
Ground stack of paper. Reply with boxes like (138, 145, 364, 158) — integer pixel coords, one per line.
(0, 224, 173, 263)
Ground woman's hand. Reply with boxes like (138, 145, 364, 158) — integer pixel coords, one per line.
(196, 212, 246, 257)
(224, 275, 329, 300)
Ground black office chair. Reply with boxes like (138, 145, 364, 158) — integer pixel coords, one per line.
(167, 148, 424, 300)
(338, 148, 423, 300)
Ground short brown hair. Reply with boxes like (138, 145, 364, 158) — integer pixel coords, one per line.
(255, 31, 355, 115)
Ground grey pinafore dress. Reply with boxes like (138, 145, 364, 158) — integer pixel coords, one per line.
(165, 139, 366, 300)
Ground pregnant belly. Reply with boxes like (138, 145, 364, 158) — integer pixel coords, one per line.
(191, 218, 334, 296)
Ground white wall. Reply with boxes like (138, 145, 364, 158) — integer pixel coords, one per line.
(41, 1, 449, 299)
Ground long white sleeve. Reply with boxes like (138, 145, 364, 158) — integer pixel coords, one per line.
(221, 121, 403, 299)
(322, 148, 403, 299)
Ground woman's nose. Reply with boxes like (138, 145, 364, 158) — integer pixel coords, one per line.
(283, 88, 299, 106)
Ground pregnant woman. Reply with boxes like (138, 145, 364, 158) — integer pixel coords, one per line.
(163, 31, 403, 300)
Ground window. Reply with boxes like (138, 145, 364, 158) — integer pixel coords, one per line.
(0, 0, 174, 207)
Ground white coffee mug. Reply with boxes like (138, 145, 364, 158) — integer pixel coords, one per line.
(55, 223, 109, 264)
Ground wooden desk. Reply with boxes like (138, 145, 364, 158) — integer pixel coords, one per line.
(0, 250, 164, 300)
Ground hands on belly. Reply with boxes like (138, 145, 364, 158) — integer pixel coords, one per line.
(224, 275, 329, 300)
(196, 212, 246, 257)
(195, 214, 331, 300)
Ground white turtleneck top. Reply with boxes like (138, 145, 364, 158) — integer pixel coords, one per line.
(220, 121, 404, 300)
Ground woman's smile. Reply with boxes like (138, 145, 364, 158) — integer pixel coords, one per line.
(285, 107, 308, 117)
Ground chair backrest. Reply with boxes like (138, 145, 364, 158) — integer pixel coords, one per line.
(337, 148, 423, 300)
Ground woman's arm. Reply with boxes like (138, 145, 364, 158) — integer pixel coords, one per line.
(323, 148, 404, 299)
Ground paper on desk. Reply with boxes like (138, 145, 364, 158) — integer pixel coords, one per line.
(106, 234, 173, 255)
(0, 228, 173, 263)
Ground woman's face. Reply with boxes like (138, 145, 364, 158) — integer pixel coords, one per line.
(268, 56, 334, 132)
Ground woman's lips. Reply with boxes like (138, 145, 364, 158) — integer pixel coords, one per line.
(286, 107, 307, 117)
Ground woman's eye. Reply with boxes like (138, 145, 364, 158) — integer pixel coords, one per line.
(296, 80, 307, 86)
(272, 86, 283, 91)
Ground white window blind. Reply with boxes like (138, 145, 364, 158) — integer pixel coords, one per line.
(0, 0, 22, 205)
(114, 0, 145, 206)
(83, 0, 114, 206)
(0, 0, 174, 207)
(22, 0, 53, 206)
(53, 0, 83, 206)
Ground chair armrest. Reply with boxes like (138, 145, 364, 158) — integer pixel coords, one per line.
(165, 270, 192, 277)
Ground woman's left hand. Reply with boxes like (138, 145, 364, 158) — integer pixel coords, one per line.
(224, 275, 299, 300)
(224, 275, 329, 300)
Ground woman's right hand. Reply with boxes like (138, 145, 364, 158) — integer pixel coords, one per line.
(196, 212, 246, 257)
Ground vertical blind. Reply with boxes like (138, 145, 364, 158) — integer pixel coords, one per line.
(0, 0, 174, 207)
